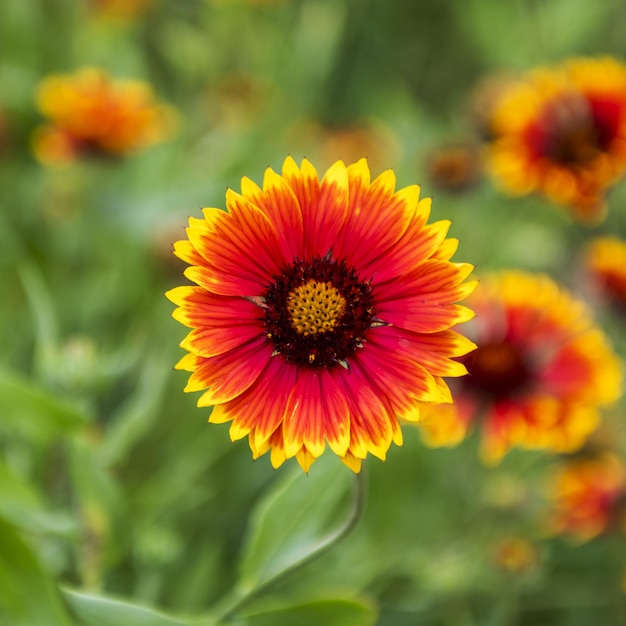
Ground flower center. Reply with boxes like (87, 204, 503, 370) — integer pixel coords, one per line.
(601, 273, 626, 309)
(262, 257, 376, 368)
(463, 341, 530, 398)
(533, 94, 610, 166)
(287, 280, 347, 336)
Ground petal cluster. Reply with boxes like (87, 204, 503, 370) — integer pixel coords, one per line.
(486, 57, 626, 222)
(420, 271, 622, 463)
(546, 454, 626, 542)
(33, 67, 176, 166)
(167, 157, 476, 472)
(583, 235, 626, 310)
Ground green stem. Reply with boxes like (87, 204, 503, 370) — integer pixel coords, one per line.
(204, 467, 369, 626)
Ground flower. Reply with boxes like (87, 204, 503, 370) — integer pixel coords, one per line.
(419, 271, 622, 463)
(167, 157, 476, 472)
(486, 57, 626, 222)
(491, 536, 539, 574)
(425, 143, 483, 193)
(33, 67, 176, 166)
(547, 454, 626, 542)
(583, 236, 626, 310)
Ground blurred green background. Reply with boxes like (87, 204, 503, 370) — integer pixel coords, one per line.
(3, 0, 626, 624)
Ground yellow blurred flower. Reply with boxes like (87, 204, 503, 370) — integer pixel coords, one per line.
(547, 454, 626, 542)
(491, 536, 539, 574)
(33, 67, 176, 166)
(420, 271, 622, 463)
(583, 236, 626, 310)
(486, 57, 626, 222)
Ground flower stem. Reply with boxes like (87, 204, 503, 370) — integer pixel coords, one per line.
(204, 467, 369, 626)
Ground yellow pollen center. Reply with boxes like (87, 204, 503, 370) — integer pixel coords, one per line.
(287, 280, 346, 336)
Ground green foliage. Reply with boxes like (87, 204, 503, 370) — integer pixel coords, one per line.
(63, 590, 190, 626)
(238, 457, 355, 591)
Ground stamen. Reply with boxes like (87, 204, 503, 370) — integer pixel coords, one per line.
(287, 280, 346, 336)
(262, 256, 376, 368)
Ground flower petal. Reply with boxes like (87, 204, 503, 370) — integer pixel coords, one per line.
(184, 337, 272, 405)
(333, 163, 419, 275)
(282, 368, 351, 459)
(240, 168, 305, 260)
(376, 260, 476, 332)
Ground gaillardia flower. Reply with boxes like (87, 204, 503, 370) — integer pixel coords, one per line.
(487, 57, 626, 222)
(420, 271, 622, 463)
(547, 454, 626, 542)
(33, 67, 176, 166)
(167, 157, 476, 472)
(583, 236, 626, 310)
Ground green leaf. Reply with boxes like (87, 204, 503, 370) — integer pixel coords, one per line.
(62, 589, 191, 626)
(17, 262, 59, 381)
(68, 437, 124, 565)
(100, 350, 172, 467)
(238, 456, 356, 592)
(0, 368, 89, 442)
(241, 598, 378, 626)
(0, 460, 76, 536)
(0, 517, 73, 626)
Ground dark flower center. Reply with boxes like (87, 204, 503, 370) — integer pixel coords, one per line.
(462, 341, 531, 398)
(262, 257, 376, 368)
(601, 273, 626, 309)
(531, 94, 614, 166)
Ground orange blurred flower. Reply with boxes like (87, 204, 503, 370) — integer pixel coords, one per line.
(583, 236, 626, 310)
(425, 143, 483, 192)
(33, 68, 176, 166)
(491, 536, 539, 574)
(486, 57, 626, 222)
(547, 454, 626, 542)
(420, 271, 622, 463)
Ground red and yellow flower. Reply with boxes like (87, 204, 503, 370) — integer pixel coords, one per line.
(167, 157, 476, 472)
(547, 454, 626, 542)
(33, 67, 176, 166)
(487, 57, 626, 222)
(420, 271, 622, 463)
(583, 236, 626, 310)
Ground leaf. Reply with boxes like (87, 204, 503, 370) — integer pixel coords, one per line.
(241, 598, 378, 626)
(0, 460, 76, 536)
(62, 589, 191, 626)
(68, 437, 124, 563)
(100, 350, 172, 467)
(238, 456, 356, 592)
(0, 368, 89, 442)
(17, 262, 58, 376)
(0, 517, 73, 626)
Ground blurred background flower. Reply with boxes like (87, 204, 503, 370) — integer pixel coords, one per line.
(583, 235, 626, 311)
(485, 57, 626, 223)
(32, 67, 177, 166)
(546, 453, 626, 542)
(420, 271, 622, 463)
